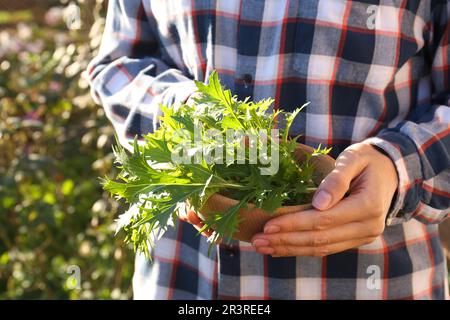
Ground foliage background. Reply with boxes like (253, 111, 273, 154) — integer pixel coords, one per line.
(0, 0, 134, 299)
(0, 0, 448, 300)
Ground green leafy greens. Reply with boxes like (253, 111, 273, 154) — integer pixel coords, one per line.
(103, 71, 330, 257)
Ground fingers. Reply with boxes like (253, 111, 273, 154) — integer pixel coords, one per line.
(179, 210, 213, 238)
(312, 146, 369, 211)
(249, 143, 393, 258)
(186, 210, 202, 225)
(264, 192, 373, 234)
(192, 221, 214, 238)
(253, 219, 382, 248)
(254, 237, 376, 257)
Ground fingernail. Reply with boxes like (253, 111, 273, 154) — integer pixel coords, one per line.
(256, 247, 274, 255)
(312, 190, 332, 210)
(264, 225, 280, 234)
(252, 239, 270, 247)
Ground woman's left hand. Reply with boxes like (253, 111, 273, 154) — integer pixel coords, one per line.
(252, 142, 399, 257)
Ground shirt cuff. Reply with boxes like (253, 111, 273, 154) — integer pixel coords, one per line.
(364, 130, 423, 226)
(160, 80, 198, 108)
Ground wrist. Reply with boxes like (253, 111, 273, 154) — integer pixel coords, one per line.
(362, 143, 399, 190)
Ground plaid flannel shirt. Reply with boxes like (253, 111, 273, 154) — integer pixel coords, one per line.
(87, 0, 450, 299)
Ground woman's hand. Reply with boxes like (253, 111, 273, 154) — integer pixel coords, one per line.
(179, 209, 214, 238)
(251, 142, 398, 257)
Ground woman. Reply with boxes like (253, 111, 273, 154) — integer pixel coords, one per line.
(87, 0, 449, 299)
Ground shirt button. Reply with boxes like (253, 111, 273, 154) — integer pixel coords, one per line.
(242, 73, 253, 87)
(221, 243, 239, 257)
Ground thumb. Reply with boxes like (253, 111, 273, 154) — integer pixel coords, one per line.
(312, 148, 368, 211)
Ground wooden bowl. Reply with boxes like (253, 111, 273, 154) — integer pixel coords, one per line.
(196, 143, 336, 242)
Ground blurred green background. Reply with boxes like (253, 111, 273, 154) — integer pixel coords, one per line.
(0, 0, 134, 299)
(0, 0, 448, 300)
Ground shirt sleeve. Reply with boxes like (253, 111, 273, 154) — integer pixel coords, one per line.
(365, 3, 450, 225)
(86, 0, 197, 151)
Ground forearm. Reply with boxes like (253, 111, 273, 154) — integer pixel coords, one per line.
(86, 0, 196, 151)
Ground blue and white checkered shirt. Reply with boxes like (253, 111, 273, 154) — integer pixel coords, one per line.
(87, 0, 450, 299)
